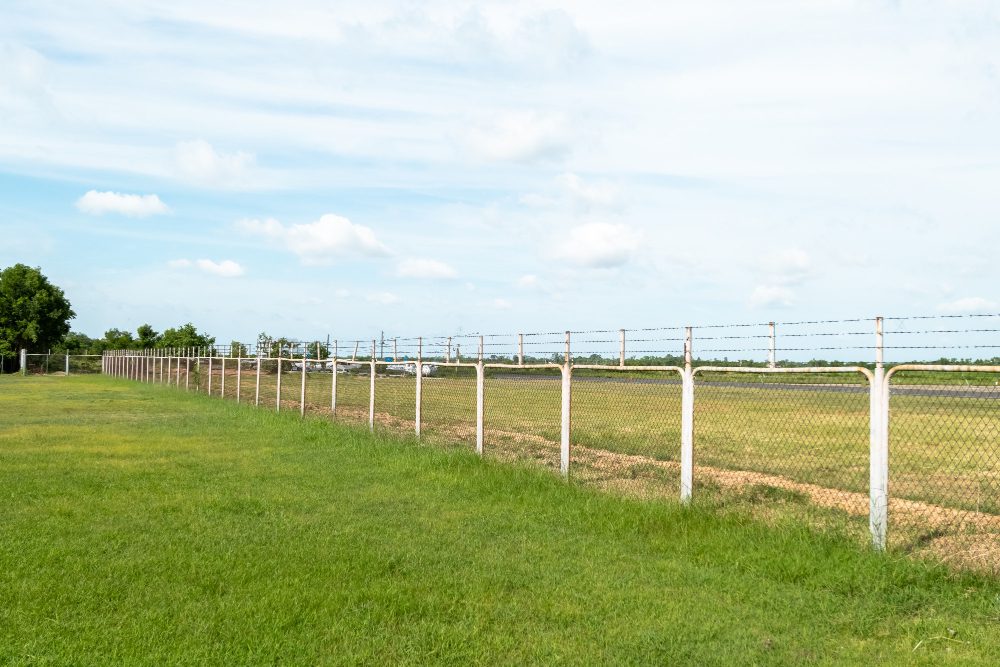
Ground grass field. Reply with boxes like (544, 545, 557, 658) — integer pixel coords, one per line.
(3, 374, 1000, 664)
(113, 361, 1000, 559)
(237, 367, 999, 519)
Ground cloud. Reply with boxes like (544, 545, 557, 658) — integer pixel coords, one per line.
(76, 190, 169, 217)
(396, 258, 458, 279)
(557, 173, 619, 210)
(749, 285, 795, 308)
(492, 298, 513, 310)
(760, 248, 811, 285)
(516, 274, 539, 288)
(168, 258, 244, 278)
(367, 291, 399, 305)
(465, 111, 570, 163)
(937, 297, 998, 314)
(553, 223, 639, 268)
(237, 214, 390, 265)
(175, 139, 255, 188)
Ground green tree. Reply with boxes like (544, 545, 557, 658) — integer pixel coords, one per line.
(159, 323, 214, 351)
(56, 331, 99, 354)
(136, 324, 161, 348)
(0, 264, 75, 358)
(102, 328, 136, 349)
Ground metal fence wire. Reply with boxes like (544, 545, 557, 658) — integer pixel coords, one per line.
(570, 367, 684, 500)
(484, 365, 562, 472)
(888, 369, 1000, 562)
(693, 369, 871, 534)
(419, 364, 477, 451)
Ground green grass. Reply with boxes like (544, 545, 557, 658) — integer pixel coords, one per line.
(111, 362, 1000, 540)
(3, 375, 1000, 664)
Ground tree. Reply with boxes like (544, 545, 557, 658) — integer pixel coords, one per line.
(159, 323, 214, 351)
(0, 264, 75, 360)
(136, 324, 161, 349)
(102, 328, 136, 350)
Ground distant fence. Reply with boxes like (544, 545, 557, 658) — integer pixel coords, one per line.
(20, 352, 103, 375)
(96, 314, 1000, 567)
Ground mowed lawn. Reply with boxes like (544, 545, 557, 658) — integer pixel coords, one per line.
(2, 377, 1000, 665)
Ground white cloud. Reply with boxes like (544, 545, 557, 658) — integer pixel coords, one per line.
(938, 297, 998, 314)
(175, 139, 255, 188)
(396, 258, 457, 279)
(465, 111, 570, 163)
(492, 298, 513, 310)
(517, 274, 539, 288)
(758, 248, 812, 286)
(553, 223, 639, 268)
(76, 190, 169, 217)
(557, 173, 619, 209)
(237, 214, 390, 265)
(168, 258, 244, 278)
(749, 285, 795, 308)
(367, 291, 400, 305)
(195, 259, 245, 277)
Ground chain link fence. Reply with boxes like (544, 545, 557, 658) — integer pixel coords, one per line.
(50, 313, 1000, 572)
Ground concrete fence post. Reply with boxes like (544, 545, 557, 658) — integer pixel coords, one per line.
(20, 348, 26, 375)
(208, 356, 213, 396)
(369, 340, 376, 432)
(65, 354, 70, 376)
(517, 333, 524, 366)
(185, 357, 190, 391)
(768, 322, 776, 369)
(870, 316, 888, 550)
(221, 356, 226, 397)
(255, 352, 261, 406)
(447, 336, 452, 364)
(475, 349, 484, 455)
(300, 351, 307, 418)
(415, 337, 422, 438)
(680, 326, 694, 503)
(236, 350, 242, 402)
(331, 340, 337, 415)
(276, 355, 282, 412)
(561, 331, 572, 478)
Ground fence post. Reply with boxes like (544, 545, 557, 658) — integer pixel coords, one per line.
(276, 355, 282, 412)
(447, 336, 452, 364)
(221, 356, 226, 397)
(331, 340, 337, 416)
(20, 349, 26, 376)
(619, 329, 626, 368)
(415, 337, 422, 439)
(369, 340, 376, 432)
(65, 354, 70, 376)
(185, 357, 190, 391)
(254, 351, 261, 406)
(300, 351, 307, 418)
(236, 349, 242, 402)
(208, 356, 213, 395)
(475, 339, 484, 455)
(870, 316, 888, 550)
(680, 326, 694, 503)
(768, 322, 776, 369)
(517, 333, 524, 366)
(561, 331, 572, 478)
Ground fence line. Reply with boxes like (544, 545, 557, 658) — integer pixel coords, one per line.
(13, 313, 1000, 566)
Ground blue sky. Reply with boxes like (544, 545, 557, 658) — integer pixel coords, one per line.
(2, 1, 1000, 355)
